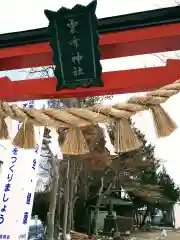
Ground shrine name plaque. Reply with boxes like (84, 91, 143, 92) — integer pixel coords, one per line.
(44, 0, 103, 91)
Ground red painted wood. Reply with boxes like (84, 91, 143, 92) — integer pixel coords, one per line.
(1, 23, 180, 71)
(1, 60, 180, 102)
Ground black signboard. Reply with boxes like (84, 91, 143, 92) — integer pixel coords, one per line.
(44, 0, 103, 91)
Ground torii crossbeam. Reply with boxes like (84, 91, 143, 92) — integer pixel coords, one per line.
(1, 6, 180, 101)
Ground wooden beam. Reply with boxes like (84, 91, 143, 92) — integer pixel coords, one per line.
(1, 22, 180, 71)
(1, 60, 180, 102)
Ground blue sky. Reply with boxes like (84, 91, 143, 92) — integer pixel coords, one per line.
(1, 0, 180, 185)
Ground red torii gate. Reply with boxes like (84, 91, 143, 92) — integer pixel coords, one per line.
(1, 6, 180, 102)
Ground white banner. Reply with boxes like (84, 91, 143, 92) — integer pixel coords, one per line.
(0, 100, 46, 240)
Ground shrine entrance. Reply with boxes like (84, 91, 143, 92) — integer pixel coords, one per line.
(0, 1, 180, 240)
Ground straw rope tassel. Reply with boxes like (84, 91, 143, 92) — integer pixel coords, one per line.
(61, 127, 89, 155)
(150, 105, 177, 137)
(115, 118, 142, 153)
(12, 121, 36, 149)
(0, 117, 9, 139)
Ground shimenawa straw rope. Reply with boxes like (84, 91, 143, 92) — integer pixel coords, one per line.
(0, 79, 179, 154)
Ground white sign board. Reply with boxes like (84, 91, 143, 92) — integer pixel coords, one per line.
(0, 100, 46, 240)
